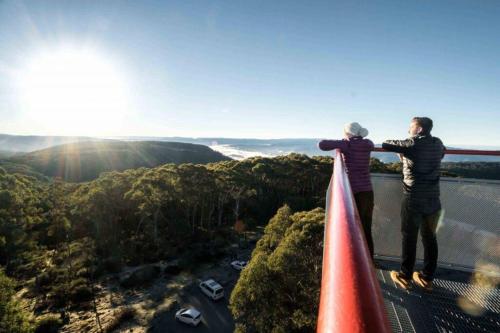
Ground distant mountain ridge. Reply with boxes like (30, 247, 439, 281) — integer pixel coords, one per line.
(1, 134, 498, 163)
(110, 136, 500, 163)
(6, 140, 230, 182)
(0, 133, 102, 152)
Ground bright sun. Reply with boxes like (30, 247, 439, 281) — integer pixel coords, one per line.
(15, 47, 130, 135)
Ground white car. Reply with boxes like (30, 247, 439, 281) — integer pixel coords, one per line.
(199, 279, 224, 301)
(175, 307, 202, 326)
(230, 260, 248, 271)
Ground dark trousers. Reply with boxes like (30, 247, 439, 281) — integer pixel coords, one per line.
(354, 191, 374, 259)
(400, 195, 441, 280)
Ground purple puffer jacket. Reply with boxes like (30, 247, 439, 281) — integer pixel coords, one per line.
(318, 136, 374, 193)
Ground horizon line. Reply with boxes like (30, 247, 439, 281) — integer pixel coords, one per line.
(0, 132, 499, 149)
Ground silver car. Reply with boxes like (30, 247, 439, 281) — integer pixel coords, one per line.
(231, 260, 248, 271)
(199, 279, 225, 301)
(175, 307, 202, 326)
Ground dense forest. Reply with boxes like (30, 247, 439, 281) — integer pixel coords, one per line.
(0, 153, 333, 332)
(1, 150, 498, 332)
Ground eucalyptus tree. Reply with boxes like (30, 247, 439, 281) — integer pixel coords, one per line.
(230, 206, 325, 333)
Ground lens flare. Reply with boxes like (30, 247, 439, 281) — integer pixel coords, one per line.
(15, 47, 130, 135)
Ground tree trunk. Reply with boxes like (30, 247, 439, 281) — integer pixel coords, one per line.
(153, 208, 160, 246)
(233, 197, 240, 221)
(200, 200, 204, 229)
(135, 215, 146, 236)
(88, 251, 103, 333)
(185, 208, 191, 238)
(217, 197, 224, 227)
(207, 202, 215, 231)
(191, 206, 197, 234)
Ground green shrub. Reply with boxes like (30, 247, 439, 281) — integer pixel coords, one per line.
(50, 284, 69, 308)
(35, 272, 52, 289)
(120, 265, 160, 288)
(0, 300, 34, 333)
(70, 285, 93, 304)
(49, 267, 69, 284)
(35, 314, 62, 333)
(0, 271, 33, 333)
(75, 267, 90, 279)
(53, 256, 64, 266)
(69, 277, 87, 290)
(104, 307, 136, 333)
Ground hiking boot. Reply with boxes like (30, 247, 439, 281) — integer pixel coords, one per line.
(413, 271, 433, 291)
(390, 271, 411, 290)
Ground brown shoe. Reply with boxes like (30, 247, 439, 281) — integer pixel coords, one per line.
(390, 271, 411, 290)
(413, 272, 433, 291)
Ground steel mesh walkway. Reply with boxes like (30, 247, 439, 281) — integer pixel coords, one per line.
(377, 260, 500, 333)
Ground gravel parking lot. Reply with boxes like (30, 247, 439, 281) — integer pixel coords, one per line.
(147, 251, 252, 333)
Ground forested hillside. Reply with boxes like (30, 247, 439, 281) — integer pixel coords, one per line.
(1, 152, 498, 332)
(7, 141, 230, 182)
(0, 134, 97, 152)
(0, 154, 332, 332)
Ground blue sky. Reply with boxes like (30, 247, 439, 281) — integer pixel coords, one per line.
(0, 0, 499, 145)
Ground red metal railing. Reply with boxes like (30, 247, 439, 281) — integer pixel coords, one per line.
(317, 147, 499, 333)
(317, 149, 391, 333)
(373, 147, 500, 156)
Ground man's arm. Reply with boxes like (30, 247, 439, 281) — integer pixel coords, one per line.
(382, 138, 414, 154)
(439, 139, 446, 159)
(318, 140, 349, 153)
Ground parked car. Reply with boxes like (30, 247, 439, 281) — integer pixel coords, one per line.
(175, 307, 202, 326)
(230, 260, 248, 271)
(199, 279, 224, 301)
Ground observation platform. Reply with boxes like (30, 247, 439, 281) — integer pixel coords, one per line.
(377, 260, 499, 333)
(317, 148, 500, 333)
(372, 173, 499, 332)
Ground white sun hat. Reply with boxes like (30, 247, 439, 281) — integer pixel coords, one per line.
(344, 122, 369, 138)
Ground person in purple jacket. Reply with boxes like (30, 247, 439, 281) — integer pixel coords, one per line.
(318, 122, 375, 258)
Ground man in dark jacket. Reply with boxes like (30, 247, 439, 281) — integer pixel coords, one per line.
(382, 117, 445, 291)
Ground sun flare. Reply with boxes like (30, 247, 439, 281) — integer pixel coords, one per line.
(15, 47, 130, 135)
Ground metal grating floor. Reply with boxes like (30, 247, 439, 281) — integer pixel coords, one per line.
(376, 260, 500, 333)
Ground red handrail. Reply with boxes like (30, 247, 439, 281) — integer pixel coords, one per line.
(373, 147, 500, 156)
(317, 149, 391, 333)
(317, 147, 497, 332)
